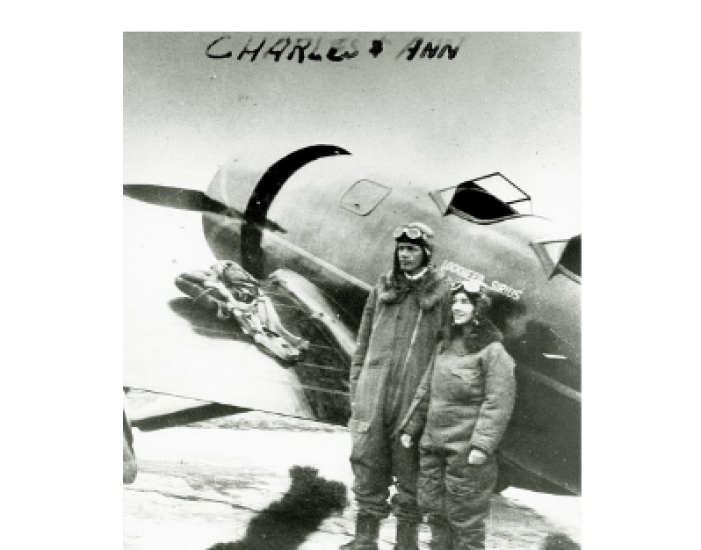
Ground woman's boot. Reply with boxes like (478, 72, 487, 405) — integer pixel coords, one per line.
(394, 521, 420, 550)
(339, 514, 381, 550)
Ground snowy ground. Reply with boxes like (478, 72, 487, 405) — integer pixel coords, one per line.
(124, 399, 580, 550)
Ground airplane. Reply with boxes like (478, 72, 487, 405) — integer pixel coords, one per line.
(123, 144, 581, 495)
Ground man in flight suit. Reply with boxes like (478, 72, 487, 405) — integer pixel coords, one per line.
(341, 222, 451, 550)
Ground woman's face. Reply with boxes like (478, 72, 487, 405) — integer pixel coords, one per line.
(452, 292, 475, 325)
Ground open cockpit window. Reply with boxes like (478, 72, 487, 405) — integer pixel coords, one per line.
(430, 172, 534, 224)
(532, 235, 581, 282)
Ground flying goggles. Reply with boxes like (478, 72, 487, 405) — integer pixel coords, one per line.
(450, 279, 483, 294)
(393, 225, 429, 241)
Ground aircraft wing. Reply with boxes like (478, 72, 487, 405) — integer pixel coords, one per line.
(123, 197, 352, 426)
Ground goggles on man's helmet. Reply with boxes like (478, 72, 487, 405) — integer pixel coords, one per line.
(394, 225, 429, 241)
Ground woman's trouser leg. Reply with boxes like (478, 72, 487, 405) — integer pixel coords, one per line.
(444, 455, 497, 550)
(419, 451, 453, 550)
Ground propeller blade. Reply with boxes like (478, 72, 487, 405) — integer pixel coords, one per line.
(123, 184, 285, 233)
(123, 184, 232, 214)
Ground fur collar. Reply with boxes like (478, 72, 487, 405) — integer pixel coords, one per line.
(378, 266, 448, 311)
(441, 316, 504, 354)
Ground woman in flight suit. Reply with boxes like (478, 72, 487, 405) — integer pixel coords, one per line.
(400, 280, 516, 550)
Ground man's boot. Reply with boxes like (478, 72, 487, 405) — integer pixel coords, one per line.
(428, 519, 452, 550)
(339, 514, 381, 550)
(394, 521, 420, 550)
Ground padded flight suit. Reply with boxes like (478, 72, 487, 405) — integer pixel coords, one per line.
(417, 330, 516, 549)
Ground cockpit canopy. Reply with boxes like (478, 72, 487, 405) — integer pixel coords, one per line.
(429, 172, 581, 283)
(430, 172, 533, 223)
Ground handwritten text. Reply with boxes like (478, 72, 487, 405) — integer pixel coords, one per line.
(206, 36, 464, 63)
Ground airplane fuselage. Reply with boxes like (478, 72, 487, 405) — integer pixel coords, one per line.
(200, 147, 581, 494)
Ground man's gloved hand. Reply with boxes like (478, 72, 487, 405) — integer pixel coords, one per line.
(467, 448, 489, 465)
(400, 434, 412, 448)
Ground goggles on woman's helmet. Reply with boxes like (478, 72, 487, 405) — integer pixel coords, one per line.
(450, 279, 483, 294)
(393, 225, 428, 241)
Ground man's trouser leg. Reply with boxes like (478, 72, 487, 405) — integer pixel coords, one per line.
(391, 436, 422, 549)
(444, 454, 497, 550)
(350, 430, 392, 518)
(419, 451, 452, 550)
(341, 429, 391, 549)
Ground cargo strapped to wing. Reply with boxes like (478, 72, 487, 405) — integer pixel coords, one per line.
(175, 260, 309, 362)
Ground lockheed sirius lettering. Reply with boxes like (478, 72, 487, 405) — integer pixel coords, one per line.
(205, 36, 464, 63)
(442, 260, 524, 301)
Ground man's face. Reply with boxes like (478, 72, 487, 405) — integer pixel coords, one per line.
(397, 243, 424, 275)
